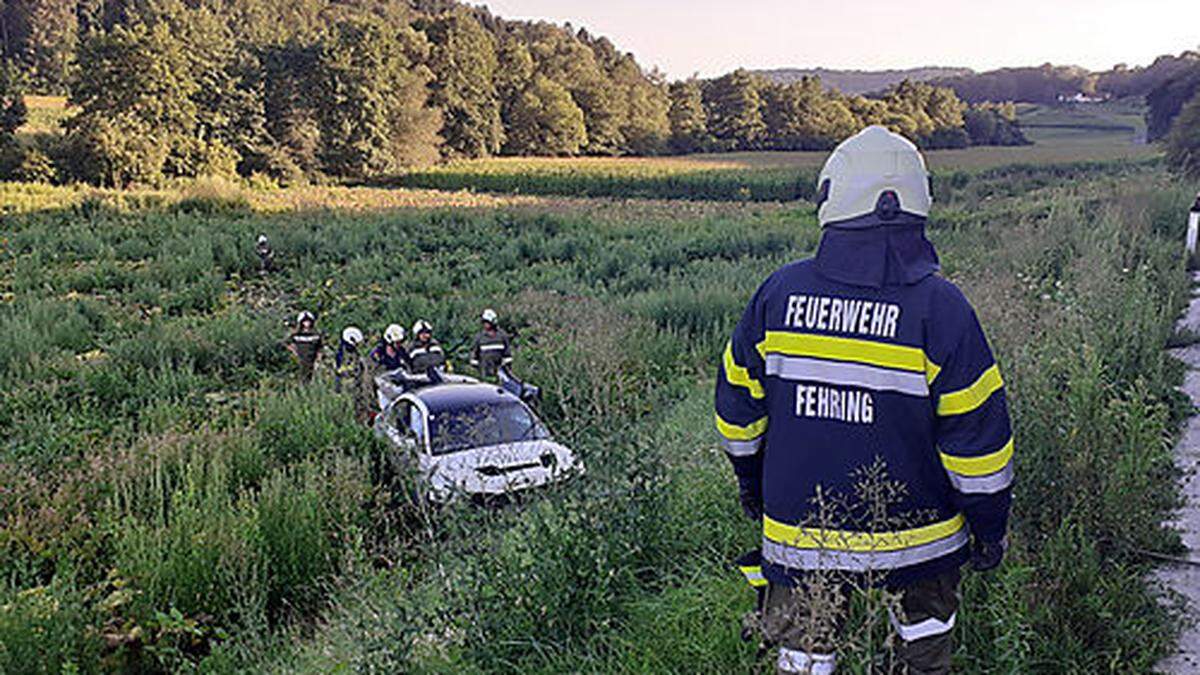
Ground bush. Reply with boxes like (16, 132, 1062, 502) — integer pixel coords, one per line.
(0, 577, 102, 673)
(1166, 90, 1200, 178)
(11, 147, 58, 184)
(172, 176, 252, 216)
(923, 126, 971, 149)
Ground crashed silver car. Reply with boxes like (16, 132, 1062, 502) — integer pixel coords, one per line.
(374, 373, 582, 503)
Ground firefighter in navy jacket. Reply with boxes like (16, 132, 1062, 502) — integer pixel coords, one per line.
(715, 126, 1013, 675)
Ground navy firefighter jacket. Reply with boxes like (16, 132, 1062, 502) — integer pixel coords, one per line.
(715, 222, 1013, 588)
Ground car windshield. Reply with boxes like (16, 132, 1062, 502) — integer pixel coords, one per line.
(428, 400, 550, 456)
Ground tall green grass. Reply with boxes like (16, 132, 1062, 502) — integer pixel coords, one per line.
(396, 160, 811, 202)
(392, 155, 1159, 204)
(0, 164, 1192, 672)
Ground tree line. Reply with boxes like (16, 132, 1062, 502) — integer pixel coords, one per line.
(931, 53, 1200, 106)
(2, 0, 1022, 186)
(668, 73, 1025, 155)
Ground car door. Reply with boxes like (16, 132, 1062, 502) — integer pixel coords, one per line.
(383, 398, 426, 465)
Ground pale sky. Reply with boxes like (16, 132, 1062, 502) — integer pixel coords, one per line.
(482, 0, 1200, 79)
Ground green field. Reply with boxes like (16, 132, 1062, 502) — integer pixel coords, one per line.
(0, 94, 1190, 672)
(1, 147, 1195, 672)
(389, 101, 1159, 201)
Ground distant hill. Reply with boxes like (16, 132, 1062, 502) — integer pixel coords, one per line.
(933, 54, 1200, 106)
(755, 67, 974, 94)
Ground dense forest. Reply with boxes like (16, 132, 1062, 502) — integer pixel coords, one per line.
(0, 0, 1023, 186)
(4, 1, 1197, 186)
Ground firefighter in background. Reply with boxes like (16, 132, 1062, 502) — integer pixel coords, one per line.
(285, 311, 323, 383)
(408, 320, 447, 372)
(716, 126, 1013, 674)
(256, 234, 275, 274)
(336, 326, 374, 424)
(371, 324, 410, 372)
(470, 308, 514, 380)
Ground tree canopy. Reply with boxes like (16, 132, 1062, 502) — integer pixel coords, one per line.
(1167, 91, 1200, 178)
(2, 0, 1026, 185)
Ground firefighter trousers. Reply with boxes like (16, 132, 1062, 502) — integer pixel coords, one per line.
(762, 568, 960, 674)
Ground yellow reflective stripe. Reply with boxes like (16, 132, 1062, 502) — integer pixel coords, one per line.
(757, 331, 928, 374)
(925, 359, 942, 385)
(763, 514, 966, 553)
(739, 565, 768, 588)
(938, 364, 1003, 416)
(941, 437, 1014, 477)
(715, 413, 767, 441)
(723, 341, 764, 399)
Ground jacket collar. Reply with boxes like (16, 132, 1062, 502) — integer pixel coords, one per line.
(814, 214, 940, 288)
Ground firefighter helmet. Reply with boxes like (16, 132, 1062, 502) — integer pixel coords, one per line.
(296, 310, 315, 325)
(481, 308, 498, 324)
(816, 125, 931, 228)
(384, 324, 405, 344)
(412, 320, 433, 336)
(342, 326, 364, 346)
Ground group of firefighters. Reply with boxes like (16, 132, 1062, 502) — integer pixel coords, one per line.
(283, 306, 514, 421)
(266, 125, 1021, 674)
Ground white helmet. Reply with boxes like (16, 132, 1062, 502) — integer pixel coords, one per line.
(412, 320, 433, 336)
(384, 323, 405, 344)
(481, 308, 498, 323)
(342, 326, 364, 346)
(296, 310, 315, 324)
(257, 234, 268, 245)
(816, 125, 931, 228)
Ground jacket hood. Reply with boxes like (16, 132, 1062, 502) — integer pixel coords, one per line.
(814, 214, 940, 288)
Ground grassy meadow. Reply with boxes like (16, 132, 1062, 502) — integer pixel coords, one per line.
(392, 101, 1161, 201)
(1, 111, 1196, 672)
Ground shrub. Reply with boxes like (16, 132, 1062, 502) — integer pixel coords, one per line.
(0, 577, 102, 673)
(12, 147, 58, 184)
(172, 176, 252, 216)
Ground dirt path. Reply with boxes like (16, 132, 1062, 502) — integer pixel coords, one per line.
(1157, 272, 1200, 674)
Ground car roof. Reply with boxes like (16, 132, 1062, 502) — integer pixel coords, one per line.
(411, 383, 522, 414)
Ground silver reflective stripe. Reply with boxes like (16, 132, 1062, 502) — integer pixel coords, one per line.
(889, 609, 956, 642)
(762, 528, 968, 572)
(410, 348, 428, 357)
(764, 354, 928, 396)
(723, 437, 762, 457)
(293, 334, 321, 343)
(778, 648, 836, 675)
(480, 344, 506, 352)
(946, 462, 1014, 495)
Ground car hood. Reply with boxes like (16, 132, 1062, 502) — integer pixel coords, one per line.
(432, 439, 576, 474)
(424, 439, 582, 500)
